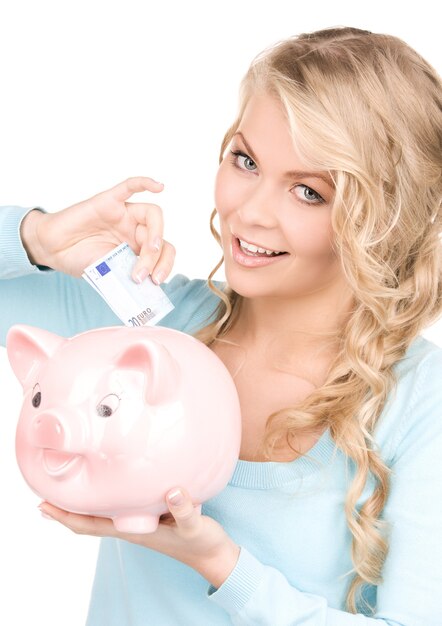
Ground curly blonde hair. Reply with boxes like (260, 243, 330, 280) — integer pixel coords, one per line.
(194, 27, 442, 613)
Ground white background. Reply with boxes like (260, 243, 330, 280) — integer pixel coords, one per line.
(0, 1, 440, 624)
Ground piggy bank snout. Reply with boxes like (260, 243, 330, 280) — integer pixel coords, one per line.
(31, 414, 66, 449)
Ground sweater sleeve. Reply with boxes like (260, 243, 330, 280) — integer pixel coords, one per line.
(209, 348, 442, 626)
(0, 205, 53, 277)
(0, 207, 218, 346)
(0, 206, 123, 343)
(0, 206, 219, 345)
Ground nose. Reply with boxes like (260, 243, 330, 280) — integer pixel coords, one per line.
(236, 180, 279, 228)
(31, 414, 65, 449)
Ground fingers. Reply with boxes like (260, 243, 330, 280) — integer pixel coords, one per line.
(38, 502, 116, 537)
(110, 176, 164, 202)
(134, 238, 175, 285)
(125, 201, 175, 284)
(92, 176, 173, 284)
(129, 201, 163, 254)
(166, 488, 201, 533)
(150, 240, 176, 285)
(131, 237, 175, 285)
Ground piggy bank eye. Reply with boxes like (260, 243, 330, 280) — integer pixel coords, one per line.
(96, 393, 120, 418)
(31, 384, 41, 408)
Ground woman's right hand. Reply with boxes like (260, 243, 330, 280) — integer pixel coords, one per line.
(20, 177, 175, 284)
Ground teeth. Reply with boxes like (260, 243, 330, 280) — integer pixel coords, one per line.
(239, 239, 282, 255)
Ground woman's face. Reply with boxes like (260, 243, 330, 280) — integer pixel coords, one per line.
(215, 92, 344, 300)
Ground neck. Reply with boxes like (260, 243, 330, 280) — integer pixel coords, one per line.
(231, 282, 354, 364)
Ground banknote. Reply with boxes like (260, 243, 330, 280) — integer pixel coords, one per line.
(82, 242, 174, 327)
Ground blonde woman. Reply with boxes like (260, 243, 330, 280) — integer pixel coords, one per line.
(1, 26, 441, 625)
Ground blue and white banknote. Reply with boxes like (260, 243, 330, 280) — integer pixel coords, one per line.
(82, 242, 174, 327)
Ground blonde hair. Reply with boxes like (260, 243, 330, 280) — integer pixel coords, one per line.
(195, 27, 442, 613)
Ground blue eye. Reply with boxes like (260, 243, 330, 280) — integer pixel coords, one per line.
(229, 150, 257, 172)
(293, 184, 324, 205)
(228, 149, 325, 205)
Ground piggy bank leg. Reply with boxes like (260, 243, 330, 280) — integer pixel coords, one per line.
(112, 514, 160, 534)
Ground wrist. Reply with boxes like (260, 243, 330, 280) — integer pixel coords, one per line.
(196, 541, 241, 589)
(20, 209, 50, 266)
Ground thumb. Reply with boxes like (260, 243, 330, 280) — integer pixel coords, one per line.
(166, 488, 200, 530)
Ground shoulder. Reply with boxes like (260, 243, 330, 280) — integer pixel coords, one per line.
(396, 334, 442, 372)
(376, 335, 442, 461)
(394, 335, 442, 410)
(158, 273, 226, 334)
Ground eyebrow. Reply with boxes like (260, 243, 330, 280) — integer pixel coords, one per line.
(233, 131, 334, 189)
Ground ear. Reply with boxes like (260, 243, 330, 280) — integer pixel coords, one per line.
(115, 339, 180, 405)
(6, 325, 66, 387)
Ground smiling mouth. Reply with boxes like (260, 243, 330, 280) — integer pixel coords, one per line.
(42, 449, 82, 477)
(234, 235, 288, 256)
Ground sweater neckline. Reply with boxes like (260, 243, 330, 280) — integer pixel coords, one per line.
(229, 428, 337, 489)
(226, 335, 433, 491)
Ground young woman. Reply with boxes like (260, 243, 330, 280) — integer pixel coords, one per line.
(1, 26, 441, 625)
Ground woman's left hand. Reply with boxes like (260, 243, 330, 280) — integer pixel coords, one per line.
(39, 487, 240, 589)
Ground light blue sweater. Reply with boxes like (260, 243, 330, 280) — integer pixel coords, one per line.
(1, 206, 442, 626)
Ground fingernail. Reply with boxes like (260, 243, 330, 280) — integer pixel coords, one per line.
(167, 489, 184, 506)
(152, 237, 162, 252)
(134, 267, 149, 284)
(152, 270, 165, 285)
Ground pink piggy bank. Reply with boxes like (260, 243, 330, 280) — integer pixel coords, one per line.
(6, 324, 241, 533)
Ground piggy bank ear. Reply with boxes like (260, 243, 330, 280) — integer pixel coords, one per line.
(6, 324, 65, 387)
(115, 339, 180, 405)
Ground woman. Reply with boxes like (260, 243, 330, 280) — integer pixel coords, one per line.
(1, 26, 441, 624)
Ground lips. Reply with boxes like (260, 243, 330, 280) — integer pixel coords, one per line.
(230, 235, 289, 268)
(42, 449, 82, 477)
(233, 233, 287, 254)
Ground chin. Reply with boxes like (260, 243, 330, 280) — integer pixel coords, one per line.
(223, 266, 282, 299)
